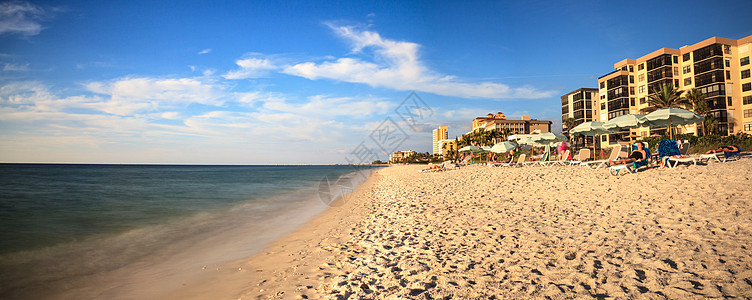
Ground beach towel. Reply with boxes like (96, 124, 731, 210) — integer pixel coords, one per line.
(631, 143, 649, 168)
(657, 139, 682, 167)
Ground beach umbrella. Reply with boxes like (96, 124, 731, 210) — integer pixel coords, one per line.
(480, 146, 492, 153)
(569, 121, 609, 158)
(602, 114, 646, 132)
(640, 108, 704, 140)
(490, 142, 517, 153)
(516, 136, 538, 145)
(458, 145, 483, 153)
(537, 132, 568, 143)
(603, 114, 647, 143)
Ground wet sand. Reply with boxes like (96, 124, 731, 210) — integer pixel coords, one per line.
(182, 159, 752, 299)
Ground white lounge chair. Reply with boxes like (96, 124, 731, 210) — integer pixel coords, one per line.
(666, 142, 696, 167)
(540, 149, 569, 167)
(500, 154, 527, 168)
(564, 149, 590, 166)
(582, 145, 622, 170)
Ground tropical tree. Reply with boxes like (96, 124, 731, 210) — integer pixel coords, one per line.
(645, 83, 688, 112)
(502, 128, 512, 141)
(645, 83, 689, 137)
(704, 115, 719, 135)
(684, 88, 709, 136)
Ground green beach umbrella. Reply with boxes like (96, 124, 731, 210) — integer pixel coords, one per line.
(603, 114, 647, 143)
(537, 132, 568, 143)
(458, 145, 483, 153)
(640, 108, 704, 140)
(480, 146, 492, 153)
(569, 121, 609, 158)
(602, 114, 646, 132)
(490, 142, 517, 153)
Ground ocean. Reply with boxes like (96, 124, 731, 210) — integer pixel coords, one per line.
(0, 164, 379, 299)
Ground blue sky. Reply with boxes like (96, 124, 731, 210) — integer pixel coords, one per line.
(1, 0, 751, 164)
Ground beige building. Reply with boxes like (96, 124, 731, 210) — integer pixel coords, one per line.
(389, 150, 415, 163)
(436, 139, 457, 156)
(472, 112, 552, 134)
(432, 126, 448, 155)
(561, 88, 599, 147)
(597, 34, 752, 145)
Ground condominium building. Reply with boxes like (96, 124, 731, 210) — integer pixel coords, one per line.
(597, 34, 752, 145)
(432, 126, 448, 155)
(389, 150, 415, 163)
(436, 139, 457, 156)
(471, 112, 552, 134)
(561, 88, 599, 146)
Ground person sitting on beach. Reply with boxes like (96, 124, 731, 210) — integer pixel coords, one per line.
(557, 142, 571, 160)
(505, 150, 518, 163)
(607, 143, 646, 166)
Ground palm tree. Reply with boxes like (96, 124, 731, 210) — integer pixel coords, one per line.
(684, 88, 709, 136)
(563, 117, 576, 140)
(646, 83, 689, 138)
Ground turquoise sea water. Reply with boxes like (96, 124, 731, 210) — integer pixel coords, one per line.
(0, 164, 378, 299)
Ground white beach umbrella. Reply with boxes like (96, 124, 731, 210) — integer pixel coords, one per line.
(490, 142, 517, 153)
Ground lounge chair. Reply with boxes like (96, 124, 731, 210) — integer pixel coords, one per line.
(564, 149, 590, 166)
(657, 139, 695, 168)
(540, 149, 569, 167)
(666, 141, 696, 167)
(581, 145, 622, 170)
(500, 154, 527, 168)
(609, 143, 651, 176)
(454, 156, 472, 168)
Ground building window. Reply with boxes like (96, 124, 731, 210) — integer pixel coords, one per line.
(726, 58, 731, 68)
(742, 56, 750, 66)
(675, 79, 679, 87)
(673, 56, 678, 64)
(683, 53, 691, 62)
(600, 81, 605, 89)
(742, 69, 750, 79)
(744, 96, 752, 105)
(673, 66, 679, 76)
(639, 85, 645, 93)
(683, 65, 691, 74)
(601, 103, 605, 110)
(727, 70, 731, 80)
(724, 45, 731, 54)
(684, 77, 692, 86)
(639, 97, 646, 104)
(630, 86, 635, 95)
(744, 83, 752, 92)
(630, 98, 635, 106)
(728, 97, 732, 106)
(745, 123, 752, 131)
(629, 75, 634, 83)
(629, 65, 634, 72)
(745, 109, 752, 118)
(638, 63, 644, 71)
(638, 74, 644, 82)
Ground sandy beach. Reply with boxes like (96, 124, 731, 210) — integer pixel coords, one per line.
(178, 158, 752, 299)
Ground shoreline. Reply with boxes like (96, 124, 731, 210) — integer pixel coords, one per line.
(198, 160, 752, 299)
(163, 166, 386, 299)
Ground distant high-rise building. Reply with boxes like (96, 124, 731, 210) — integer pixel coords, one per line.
(597, 35, 752, 145)
(561, 88, 599, 147)
(432, 126, 448, 155)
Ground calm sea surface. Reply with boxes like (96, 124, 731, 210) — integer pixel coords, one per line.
(0, 164, 378, 299)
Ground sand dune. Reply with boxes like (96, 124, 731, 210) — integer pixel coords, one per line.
(202, 159, 752, 299)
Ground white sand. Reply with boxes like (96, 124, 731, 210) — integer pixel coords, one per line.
(178, 159, 752, 299)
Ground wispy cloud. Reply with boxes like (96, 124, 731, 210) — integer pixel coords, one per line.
(0, 1, 54, 37)
(3, 62, 29, 71)
(223, 57, 278, 79)
(198, 48, 211, 55)
(280, 25, 557, 99)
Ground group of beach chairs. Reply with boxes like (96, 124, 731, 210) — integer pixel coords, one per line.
(485, 139, 743, 176)
(419, 140, 743, 175)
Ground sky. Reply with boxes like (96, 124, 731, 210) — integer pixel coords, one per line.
(1, 0, 751, 164)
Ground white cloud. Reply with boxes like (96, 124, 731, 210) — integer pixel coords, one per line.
(280, 25, 556, 99)
(223, 57, 278, 79)
(0, 1, 50, 36)
(198, 48, 211, 55)
(3, 63, 29, 71)
(85, 77, 225, 115)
